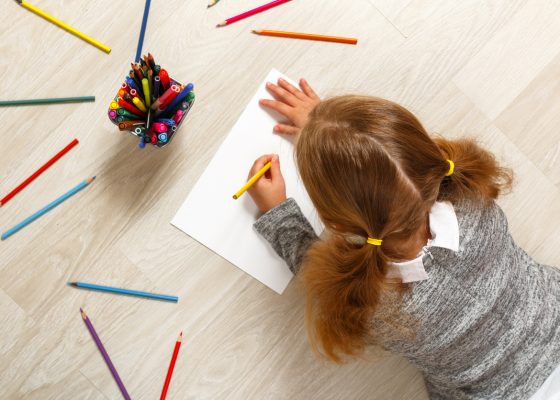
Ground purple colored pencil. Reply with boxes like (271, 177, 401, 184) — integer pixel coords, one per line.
(80, 308, 131, 400)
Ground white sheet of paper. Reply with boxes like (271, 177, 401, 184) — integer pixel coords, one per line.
(171, 69, 323, 294)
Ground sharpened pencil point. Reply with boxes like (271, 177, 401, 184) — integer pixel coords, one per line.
(67, 282, 77, 287)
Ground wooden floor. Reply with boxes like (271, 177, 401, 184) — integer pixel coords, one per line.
(1, 0, 560, 398)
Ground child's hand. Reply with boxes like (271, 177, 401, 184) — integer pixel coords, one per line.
(259, 78, 320, 136)
(247, 154, 286, 213)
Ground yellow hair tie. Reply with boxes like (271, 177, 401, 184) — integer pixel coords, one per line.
(366, 237, 382, 246)
(445, 159, 455, 176)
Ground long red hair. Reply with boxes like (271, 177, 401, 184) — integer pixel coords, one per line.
(295, 96, 513, 362)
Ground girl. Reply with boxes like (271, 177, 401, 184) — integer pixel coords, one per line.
(245, 78, 560, 399)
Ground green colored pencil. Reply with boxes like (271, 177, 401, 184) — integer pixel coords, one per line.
(0, 96, 95, 107)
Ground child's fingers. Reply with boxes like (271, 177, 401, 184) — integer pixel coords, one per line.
(269, 154, 282, 180)
(278, 78, 306, 100)
(249, 154, 273, 177)
(299, 78, 319, 100)
(266, 82, 298, 107)
(259, 99, 293, 119)
(273, 124, 299, 136)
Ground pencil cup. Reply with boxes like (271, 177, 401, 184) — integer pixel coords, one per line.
(108, 54, 195, 148)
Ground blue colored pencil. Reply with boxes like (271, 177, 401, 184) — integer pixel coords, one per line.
(69, 282, 179, 302)
(1, 177, 96, 240)
(135, 0, 152, 63)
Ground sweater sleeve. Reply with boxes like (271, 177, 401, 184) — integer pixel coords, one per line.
(253, 198, 319, 274)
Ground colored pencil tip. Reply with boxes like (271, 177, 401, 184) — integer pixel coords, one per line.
(79, 307, 84, 313)
(15, 0, 23, 4)
(216, 21, 226, 27)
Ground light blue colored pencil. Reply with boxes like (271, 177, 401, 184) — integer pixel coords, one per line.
(69, 282, 179, 302)
(1, 176, 95, 240)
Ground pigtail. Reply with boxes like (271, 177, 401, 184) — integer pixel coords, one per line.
(434, 137, 513, 205)
(299, 234, 393, 363)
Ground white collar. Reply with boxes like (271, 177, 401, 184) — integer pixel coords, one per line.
(385, 201, 459, 283)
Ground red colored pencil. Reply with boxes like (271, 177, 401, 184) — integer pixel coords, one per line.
(0, 138, 79, 207)
(160, 332, 183, 400)
(217, 0, 292, 27)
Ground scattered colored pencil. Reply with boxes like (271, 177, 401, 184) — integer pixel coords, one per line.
(0, 96, 95, 107)
(160, 332, 183, 400)
(15, 0, 111, 53)
(80, 309, 131, 400)
(233, 161, 271, 200)
(135, 0, 152, 62)
(252, 29, 358, 45)
(217, 0, 291, 27)
(68, 282, 179, 302)
(1, 176, 96, 240)
(207, 0, 221, 8)
(0, 139, 79, 207)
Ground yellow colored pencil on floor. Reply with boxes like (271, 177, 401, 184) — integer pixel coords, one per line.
(16, 0, 111, 53)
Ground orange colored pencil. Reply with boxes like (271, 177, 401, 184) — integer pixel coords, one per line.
(160, 332, 182, 400)
(251, 29, 358, 45)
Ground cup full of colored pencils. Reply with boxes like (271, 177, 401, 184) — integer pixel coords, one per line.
(108, 53, 195, 149)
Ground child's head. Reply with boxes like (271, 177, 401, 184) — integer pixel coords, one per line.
(294, 95, 512, 362)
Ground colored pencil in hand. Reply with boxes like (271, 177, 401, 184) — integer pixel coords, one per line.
(252, 29, 358, 45)
(135, 0, 152, 62)
(217, 0, 291, 27)
(0, 97, 95, 107)
(1, 176, 96, 240)
(0, 138, 79, 207)
(15, 0, 111, 53)
(68, 282, 179, 302)
(160, 332, 183, 400)
(80, 309, 131, 400)
(233, 161, 271, 200)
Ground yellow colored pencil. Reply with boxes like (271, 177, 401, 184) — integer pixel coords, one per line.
(16, 0, 111, 53)
(233, 161, 271, 200)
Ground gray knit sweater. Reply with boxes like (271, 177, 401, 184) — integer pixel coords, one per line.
(254, 198, 560, 399)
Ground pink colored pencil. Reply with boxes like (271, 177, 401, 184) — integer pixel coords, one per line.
(0, 138, 79, 207)
(216, 0, 292, 27)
